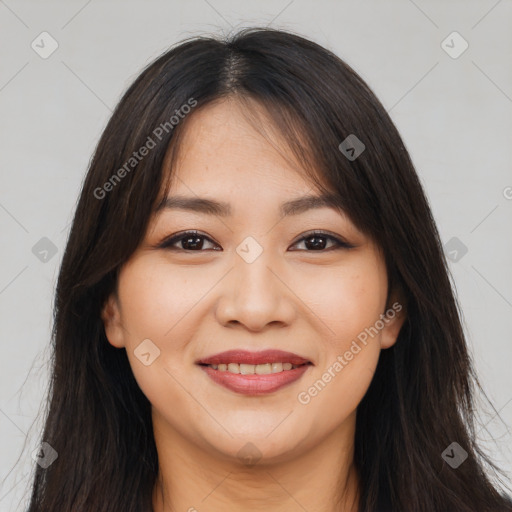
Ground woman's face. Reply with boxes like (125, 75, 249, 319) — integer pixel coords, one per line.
(103, 98, 404, 465)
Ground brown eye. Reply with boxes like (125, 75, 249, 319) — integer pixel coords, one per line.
(158, 230, 354, 253)
(290, 231, 354, 251)
(159, 231, 220, 251)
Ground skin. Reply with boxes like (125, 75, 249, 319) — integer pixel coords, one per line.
(102, 97, 405, 512)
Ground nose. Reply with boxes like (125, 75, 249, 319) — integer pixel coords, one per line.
(214, 249, 297, 332)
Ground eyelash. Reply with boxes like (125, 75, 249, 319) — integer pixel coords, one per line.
(158, 230, 354, 252)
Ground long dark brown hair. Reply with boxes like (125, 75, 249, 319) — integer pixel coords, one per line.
(23, 27, 511, 511)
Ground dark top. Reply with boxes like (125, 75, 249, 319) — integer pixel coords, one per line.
(373, 488, 512, 511)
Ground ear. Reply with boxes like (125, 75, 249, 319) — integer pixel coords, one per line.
(380, 292, 407, 350)
(101, 293, 126, 348)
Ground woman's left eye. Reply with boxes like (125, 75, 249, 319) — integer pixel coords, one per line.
(290, 231, 353, 251)
(158, 230, 353, 252)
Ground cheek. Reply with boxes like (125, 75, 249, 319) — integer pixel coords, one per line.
(297, 256, 387, 348)
(333, 264, 386, 371)
(114, 259, 195, 388)
(116, 257, 212, 344)
(334, 271, 384, 343)
(115, 258, 206, 414)
(294, 256, 386, 415)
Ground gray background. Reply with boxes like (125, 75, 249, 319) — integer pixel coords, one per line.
(1, 0, 511, 509)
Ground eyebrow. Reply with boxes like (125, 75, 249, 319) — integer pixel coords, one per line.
(155, 192, 343, 217)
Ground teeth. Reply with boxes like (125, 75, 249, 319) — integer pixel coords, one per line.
(271, 362, 283, 373)
(207, 362, 302, 374)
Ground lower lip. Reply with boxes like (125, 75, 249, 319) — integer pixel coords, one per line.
(199, 364, 311, 395)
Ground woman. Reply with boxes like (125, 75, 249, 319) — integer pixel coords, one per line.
(26, 28, 511, 511)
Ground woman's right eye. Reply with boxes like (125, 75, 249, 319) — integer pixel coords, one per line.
(159, 230, 221, 251)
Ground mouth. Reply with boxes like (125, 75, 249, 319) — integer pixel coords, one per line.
(198, 361, 311, 374)
(196, 349, 313, 395)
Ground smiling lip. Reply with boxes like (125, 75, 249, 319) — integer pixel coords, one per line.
(200, 364, 311, 395)
(196, 349, 312, 395)
(196, 349, 310, 366)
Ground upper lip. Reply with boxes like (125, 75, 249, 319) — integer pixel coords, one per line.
(196, 349, 312, 366)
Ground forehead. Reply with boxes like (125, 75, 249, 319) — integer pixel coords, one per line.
(166, 97, 317, 195)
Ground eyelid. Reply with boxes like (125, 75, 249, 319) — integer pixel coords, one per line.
(157, 229, 355, 251)
(158, 230, 219, 251)
(290, 229, 355, 250)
